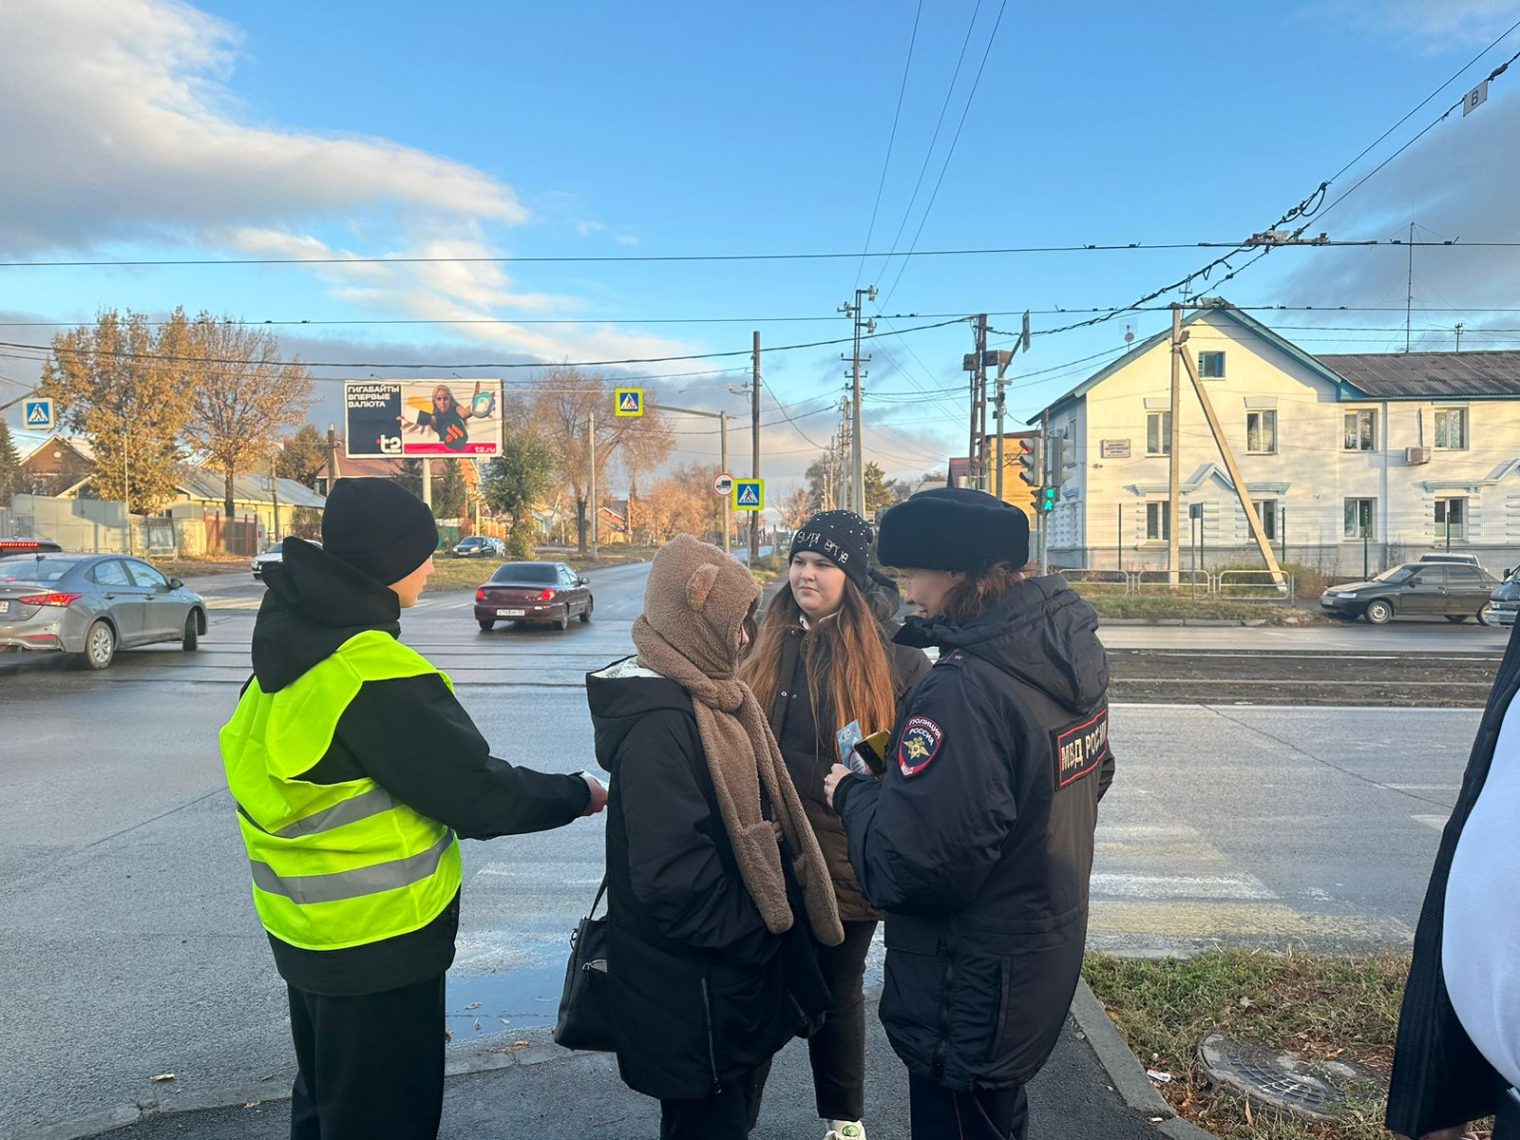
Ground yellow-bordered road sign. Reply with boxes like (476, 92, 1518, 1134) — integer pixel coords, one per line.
(732, 479, 764, 511)
(614, 388, 644, 417)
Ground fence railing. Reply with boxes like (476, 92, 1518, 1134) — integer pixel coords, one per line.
(1055, 567, 1296, 603)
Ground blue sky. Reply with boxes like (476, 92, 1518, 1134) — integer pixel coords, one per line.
(3, 0, 1519, 485)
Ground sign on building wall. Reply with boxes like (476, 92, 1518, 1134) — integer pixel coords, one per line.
(1100, 439, 1132, 459)
(344, 380, 504, 458)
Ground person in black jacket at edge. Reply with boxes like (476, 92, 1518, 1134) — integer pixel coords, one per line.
(824, 487, 1115, 1140)
(1386, 621, 1520, 1140)
(587, 534, 844, 1140)
(221, 478, 607, 1140)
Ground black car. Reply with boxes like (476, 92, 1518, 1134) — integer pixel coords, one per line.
(1320, 561, 1500, 625)
(451, 536, 503, 558)
(473, 561, 592, 631)
(1489, 567, 1520, 629)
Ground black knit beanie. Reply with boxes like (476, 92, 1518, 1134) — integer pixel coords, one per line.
(789, 510, 873, 591)
(877, 487, 1029, 572)
(322, 478, 439, 585)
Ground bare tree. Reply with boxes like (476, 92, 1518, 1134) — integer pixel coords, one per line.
(182, 316, 315, 518)
(530, 367, 674, 552)
(778, 485, 813, 532)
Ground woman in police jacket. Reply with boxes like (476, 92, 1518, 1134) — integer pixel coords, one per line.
(825, 488, 1115, 1140)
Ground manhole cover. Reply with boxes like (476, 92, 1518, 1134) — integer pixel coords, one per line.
(1197, 1034, 1378, 1121)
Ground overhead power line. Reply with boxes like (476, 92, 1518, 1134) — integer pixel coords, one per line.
(855, 0, 925, 291)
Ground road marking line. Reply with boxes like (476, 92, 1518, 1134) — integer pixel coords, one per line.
(1412, 814, 1450, 831)
(1088, 873, 1277, 900)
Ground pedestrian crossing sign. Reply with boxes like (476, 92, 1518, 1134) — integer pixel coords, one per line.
(732, 479, 764, 511)
(23, 398, 54, 430)
(614, 388, 644, 417)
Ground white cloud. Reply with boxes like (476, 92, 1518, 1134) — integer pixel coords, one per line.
(0, 0, 526, 253)
(1314, 0, 1520, 49)
(615, 234, 642, 246)
(575, 221, 608, 238)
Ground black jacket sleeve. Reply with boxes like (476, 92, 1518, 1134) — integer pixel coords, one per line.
(332, 674, 590, 840)
(840, 668, 1017, 914)
(614, 711, 772, 960)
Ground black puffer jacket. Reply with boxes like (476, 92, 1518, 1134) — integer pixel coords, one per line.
(766, 576, 931, 921)
(836, 574, 1114, 1091)
(587, 659, 807, 1101)
(1387, 624, 1520, 1137)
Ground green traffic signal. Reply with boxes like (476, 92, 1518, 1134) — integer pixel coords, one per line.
(1039, 486, 1058, 512)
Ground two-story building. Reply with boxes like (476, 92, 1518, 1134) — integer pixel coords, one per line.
(1031, 301, 1520, 576)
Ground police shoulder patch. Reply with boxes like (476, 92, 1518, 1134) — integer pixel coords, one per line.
(898, 715, 945, 778)
(1050, 707, 1110, 789)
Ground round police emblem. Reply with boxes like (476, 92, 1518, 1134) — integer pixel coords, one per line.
(897, 715, 945, 778)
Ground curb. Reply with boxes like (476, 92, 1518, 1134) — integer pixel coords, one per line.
(36, 1026, 570, 1140)
(1069, 979, 1221, 1140)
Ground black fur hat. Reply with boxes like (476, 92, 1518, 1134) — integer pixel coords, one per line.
(877, 487, 1029, 571)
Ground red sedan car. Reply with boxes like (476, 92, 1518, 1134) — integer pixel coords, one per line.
(474, 561, 592, 632)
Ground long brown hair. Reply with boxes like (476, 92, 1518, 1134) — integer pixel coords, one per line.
(938, 560, 1038, 625)
(740, 577, 897, 742)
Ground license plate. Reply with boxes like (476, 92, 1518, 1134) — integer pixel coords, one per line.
(497, 608, 526, 617)
(0, 601, 8, 615)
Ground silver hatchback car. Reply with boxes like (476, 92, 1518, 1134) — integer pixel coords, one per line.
(0, 553, 208, 669)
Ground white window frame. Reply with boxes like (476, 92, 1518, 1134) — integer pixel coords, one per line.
(1343, 498, 1376, 540)
(1434, 407, 1469, 450)
(1251, 499, 1278, 541)
(1146, 411, 1171, 456)
(1436, 497, 1466, 541)
(1246, 410, 1277, 454)
(1145, 501, 1171, 542)
(1343, 409, 1377, 451)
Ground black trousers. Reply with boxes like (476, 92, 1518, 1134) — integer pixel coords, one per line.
(907, 1072, 1029, 1140)
(287, 975, 446, 1140)
(659, 1066, 761, 1140)
(752, 918, 876, 1122)
(1496, 1086, 1520, 1140)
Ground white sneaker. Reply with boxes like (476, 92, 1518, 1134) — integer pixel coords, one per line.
(825, 1122, 865, 1140)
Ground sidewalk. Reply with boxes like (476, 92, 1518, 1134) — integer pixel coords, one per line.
(87, 986, 1208, 1140)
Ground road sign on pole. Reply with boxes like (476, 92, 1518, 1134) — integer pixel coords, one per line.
(712, 472, 735, 498)
(614, 388, 644, 417)
(732, 478, 764, 511)
(23, 398, 54, 431)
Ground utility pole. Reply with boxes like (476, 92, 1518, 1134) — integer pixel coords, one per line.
(270, 452, 282, 543)
(421, 457, 433, 509)
(975, 314, 989, 490)
(588, 411, 598, 560)
(1040, 409, 1051, 575)
(325, 423, 339, 494)
(1168, 305, 1182, 587)
(751, 331, 761, 560)
(1455, 323, 1464, 352)
(720, 410, 730, 553)
(836, 398, 852, 511)
(122, 423, 132, 557)
(841, 287, 875, 519)
(1405, 221, 1415, 354)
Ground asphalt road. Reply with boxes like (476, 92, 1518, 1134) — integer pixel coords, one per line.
(0, 562, 1505, 1135)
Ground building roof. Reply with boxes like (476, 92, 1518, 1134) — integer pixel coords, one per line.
(174, 467, 328, 509)
(17, 433, 95, 465)
(1032, 301, 1349, 422)
(1316, 350, 1520, 399)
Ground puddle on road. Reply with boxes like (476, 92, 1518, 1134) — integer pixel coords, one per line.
(447, 966, 562, 1041)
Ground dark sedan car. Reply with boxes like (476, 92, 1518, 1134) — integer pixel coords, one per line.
(1320, 561, 1499, 625)
(451, 536, 503, 558)
(474, 561, 592, 631)
(1489, 567, 1520, 628)
(0, 553, 207, 668)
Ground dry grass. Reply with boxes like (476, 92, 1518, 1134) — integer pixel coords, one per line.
(1072, 583, 1323, 624)
(1082, 949, 1438, 1140)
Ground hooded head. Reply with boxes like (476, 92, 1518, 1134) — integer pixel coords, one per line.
(640, 534, 760, 680)
(321, 478, 439, 587)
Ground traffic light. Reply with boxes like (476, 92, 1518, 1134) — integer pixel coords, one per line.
(1039, 486, 1058, 513)
(1017, 436, 1043, 488)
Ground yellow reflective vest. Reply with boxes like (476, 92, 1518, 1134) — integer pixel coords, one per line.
(220, 630, 463, 951)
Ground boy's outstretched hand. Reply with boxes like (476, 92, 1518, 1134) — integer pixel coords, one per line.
(581, 774, 609, 816)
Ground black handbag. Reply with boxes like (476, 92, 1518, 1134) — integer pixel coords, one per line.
(553, 876, 615, 1052)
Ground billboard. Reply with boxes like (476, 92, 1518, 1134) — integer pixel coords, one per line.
(344, 380, 504, 458)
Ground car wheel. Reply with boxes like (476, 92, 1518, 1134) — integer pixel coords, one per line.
(80, 620, 117, 670)
(556, 610, 570, 631)
(478, 619, 494, 632)
(182, 613, 199, 650)
(1364, 599, 1393, 625)
(1445, 614, 1467, 623)
(1478, 601, 1494, 626)
(579, 599, 593, 624)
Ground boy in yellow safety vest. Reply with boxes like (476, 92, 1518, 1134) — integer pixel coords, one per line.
(221, 478, 607, 1139)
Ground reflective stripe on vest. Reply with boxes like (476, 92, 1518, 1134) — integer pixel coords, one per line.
(220, 629, 463, 951)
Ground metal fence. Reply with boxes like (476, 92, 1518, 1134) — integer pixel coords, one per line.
(1055, 567, 1296, 603)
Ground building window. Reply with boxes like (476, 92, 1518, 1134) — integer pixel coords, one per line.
(1145, 502, 1171, 541)
(1434, 408, 1468, 450)
(1246, 410, 1277, 454)
(1146, 411, 1171, 455)
(1344, 498, 1376, 539)
(1252, 499, 1278, 541)
(1199, 351, 1226, 378)
(1436, 498, 1466, 541)
(1344, 410, 1377, 451)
